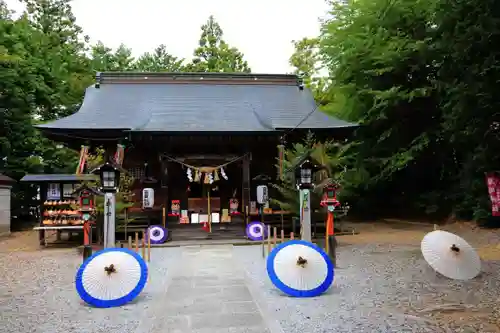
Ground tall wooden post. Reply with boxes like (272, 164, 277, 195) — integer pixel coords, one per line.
(38, 183, 47, 246)
(242, 153, 251, 223)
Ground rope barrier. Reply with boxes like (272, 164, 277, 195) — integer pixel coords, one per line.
(160, 153, 249, 171)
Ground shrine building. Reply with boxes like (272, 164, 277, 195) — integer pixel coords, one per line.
(36, 72, 355, 241)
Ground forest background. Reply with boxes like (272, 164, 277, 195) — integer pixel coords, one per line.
(1, 0, 498, 223)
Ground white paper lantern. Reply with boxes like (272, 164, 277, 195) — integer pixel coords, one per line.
(257, 185, 268, 204)
(142, 188, 154, 209)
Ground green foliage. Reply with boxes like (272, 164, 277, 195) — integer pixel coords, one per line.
(5, 0, 499, 223)
(82, 148, 135, 214)
(271, 134, 350, 216)
(285, 0, 500, 220)
(186, 15, 251, 73)
(133, 44, 184, 72)
(0, 1, 254, 221)
(0, 5, 78, 215)
(289, 38, 331, 105)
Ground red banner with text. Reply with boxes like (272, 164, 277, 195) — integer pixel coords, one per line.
(486, 172, 500, 216)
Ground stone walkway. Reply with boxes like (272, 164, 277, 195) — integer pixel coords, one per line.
(149, 245, 281, 333)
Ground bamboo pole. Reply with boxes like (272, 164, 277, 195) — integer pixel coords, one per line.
(135, 232, 139, 253)
(147, 232, 151, 262)
(273, 227, 277, 249)
(141, 231, 146, 259)
(261, 230, 265, 259)
(325, 230, 329, 253)
(207, 186, 212, 233)
(124, 208, 128, 243)
(162, 206, 166, 228)
(290, 232, 294, 240)
(267, 225, 272, 254)
(325, 212, 330, 253)
(128, 236, 132, 250)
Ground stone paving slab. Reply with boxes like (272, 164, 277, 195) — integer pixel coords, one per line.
(153, 245, 280, 333)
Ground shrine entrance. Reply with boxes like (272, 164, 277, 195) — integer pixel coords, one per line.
(162, 154, 246, 228)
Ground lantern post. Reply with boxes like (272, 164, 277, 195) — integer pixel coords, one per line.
(92, 161, 120, 248)
(321, 183, 341, 266)
(297, 159, 314, 242)
(74, 185, 99, 262)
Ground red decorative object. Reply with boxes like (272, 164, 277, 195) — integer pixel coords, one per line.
(79, 189, 94, 210)
(201, 222, 210, 232)
(320, 184, 341, 208)
(486, 172, 500, 216)
(321, 184, 341, 237)
(229, 198, 239, 214)
(171, 199, 180, 215)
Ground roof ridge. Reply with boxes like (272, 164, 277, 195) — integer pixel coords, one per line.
(95, 72, 301, 86)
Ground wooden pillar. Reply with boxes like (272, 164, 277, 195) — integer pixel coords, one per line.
(103, 143, 115, 162)
(242, 153, 251, 222)
(277, 136, 285, 181)
(39, 184, 47, 246)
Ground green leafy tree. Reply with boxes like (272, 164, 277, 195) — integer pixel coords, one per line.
(133, 44, 184, 71)
(90, 42, 135, 72)
(187, 15, 251, 72)
(0, 0, 80, 220)
(289, 37, 331, 104)
(430, 0, 500, 219)
(82, 148, 135, 214)
(271, 134, 350, 215)
(22, 0, 92, 120)
(319, 0, 441, 216)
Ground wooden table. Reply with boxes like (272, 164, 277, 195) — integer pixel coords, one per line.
(34, 225, 84, 246)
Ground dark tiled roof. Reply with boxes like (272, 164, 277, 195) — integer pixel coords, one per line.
(37, 72, 356, 132)
(0, 174, 15, 185)
(20, 174, 98, 183)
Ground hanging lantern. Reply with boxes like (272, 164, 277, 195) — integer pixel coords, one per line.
(142, 188, 155, 209)
(194, 170, 200, 182)
(204, 173, 210, 184)
(187, 168, 193, 182)
(214, 170, 220, 181)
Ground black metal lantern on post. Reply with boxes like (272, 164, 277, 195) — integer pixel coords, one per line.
(298, 159, 314, 190)
(92, 161, 120, 248)
(92, 162, 120, 193)
(293, 157, 316, 241)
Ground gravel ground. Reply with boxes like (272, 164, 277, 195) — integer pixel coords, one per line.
(0, 247, 182, 333)
(1, 222, 499, 333)
(234, 243, 500, 333)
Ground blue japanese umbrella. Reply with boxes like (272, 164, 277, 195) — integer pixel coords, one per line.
(76, 248, 148, 308)
(267, 240, 334, 297)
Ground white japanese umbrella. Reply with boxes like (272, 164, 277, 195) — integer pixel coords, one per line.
(76, 248, 148, 308)
(267, 240, 334, 297)
(421, 230, 481, 280)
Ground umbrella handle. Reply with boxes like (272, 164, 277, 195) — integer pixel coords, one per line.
(297, 256, 307, 267)
(104, 264, 116, 275)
